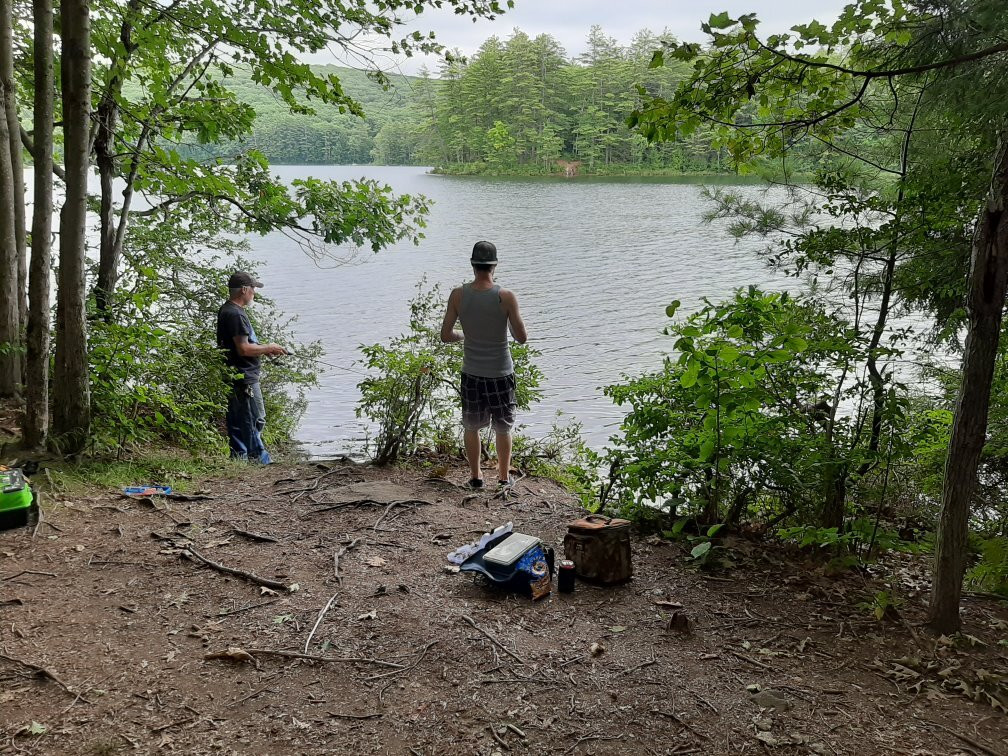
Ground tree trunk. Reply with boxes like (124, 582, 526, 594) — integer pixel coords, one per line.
(52, 0, 91, 453)
(928, 135, 1008, 634)
(0, 0, 18, 397)
(819, 462, 847, 529)
(23, 0, 54, 449)
(0, 0, 24, 370)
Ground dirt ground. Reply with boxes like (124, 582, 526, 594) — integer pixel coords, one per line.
(1, 458, 1007, 755)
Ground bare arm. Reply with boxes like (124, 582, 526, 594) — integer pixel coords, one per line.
(501, 290, 527, 344)
(440, 287, 463, 343)
(234, 335, 286, 357)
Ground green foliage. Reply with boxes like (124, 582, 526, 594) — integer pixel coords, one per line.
(601, 287, 886, 526)
(44, 451, 247, 496)
(966, 537, 1008, 597)
(858, 589, 904, 622)
(87, 218, 319, 455)
(356, 279, 542, 465)
(778, 518, 924, 555)
(510, 419, 599, 502)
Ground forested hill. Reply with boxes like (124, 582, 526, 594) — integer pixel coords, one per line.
(174, 27, 753, 174)
(172, 64, 419, 165)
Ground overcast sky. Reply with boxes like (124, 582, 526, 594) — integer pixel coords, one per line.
(307, 1, 850, 75)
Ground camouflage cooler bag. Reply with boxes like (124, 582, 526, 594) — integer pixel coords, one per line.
(563, 515, 632, 584)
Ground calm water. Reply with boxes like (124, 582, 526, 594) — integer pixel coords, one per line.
(248, 166, 794, 456)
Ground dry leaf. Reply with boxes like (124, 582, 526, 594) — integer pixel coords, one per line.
(260, 586, 279, 596)
(590, 642, 605, 657)
(358, 609, 377, 621)
(365, 556, 386, 568)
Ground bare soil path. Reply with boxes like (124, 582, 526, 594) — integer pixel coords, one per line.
(1, 459, 1006, 755)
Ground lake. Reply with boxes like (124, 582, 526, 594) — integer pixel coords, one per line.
(248, 166, 796, 457)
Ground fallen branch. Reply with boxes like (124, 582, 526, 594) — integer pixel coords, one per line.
(461, 615, 527, 666)
(924, 719, 1001, 756)
(232, 648, 406, 669)
(181, 547, 291, 592)
(0, 652, 75, 695)
(304, 593, 339, 654)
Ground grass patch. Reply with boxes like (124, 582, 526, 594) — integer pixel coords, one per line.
(42, 450, 249, 496)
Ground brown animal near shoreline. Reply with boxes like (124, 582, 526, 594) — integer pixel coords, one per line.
(556, 159, 581, 177)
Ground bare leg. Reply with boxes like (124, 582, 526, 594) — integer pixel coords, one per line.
(464, 428, 482, 481)
(495, 430, 512, 482)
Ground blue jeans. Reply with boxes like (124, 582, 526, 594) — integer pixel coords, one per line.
(226, 382, 272, 464)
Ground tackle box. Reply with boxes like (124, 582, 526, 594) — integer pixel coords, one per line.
(483, 532, 540, 566)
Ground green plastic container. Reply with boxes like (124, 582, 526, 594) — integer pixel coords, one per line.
(0, 468, 34, 530)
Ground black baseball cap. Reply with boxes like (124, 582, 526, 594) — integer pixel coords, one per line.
(228, 271, 263, 288)
(470, 241, 498, 265)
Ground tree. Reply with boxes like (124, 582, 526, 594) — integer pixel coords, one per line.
(86, 0, 517, 317)
(52, 0, 92, 452)
(1, 0, 23, 344)
(630, 1, 1008, 632)
(0, 0, 19, 397)
(23, 0, 54, 449)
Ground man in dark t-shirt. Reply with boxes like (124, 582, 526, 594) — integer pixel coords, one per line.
(217, 271, 286, 463)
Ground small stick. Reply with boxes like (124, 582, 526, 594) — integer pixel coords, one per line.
(650, 709, 709, 740)
(213, 598, 279, 618)
(504, 723, 526, 739)
(181, 547, 289, 592)
(330, 711, 382, 720)
(488, 725, 511, 751)
(230, 685, 277, 707)
(238, 649, 406, 669)
(364, 640, 438, 682)
(373, 499, 432, 531)
(1, 570, 57, 582)
(693, 692, 719, 715)
(334, 538, 362, 585)
(304, 593, 339, 654)
(622, 650, 657, 675)
(565, 735, 619, 754)
(727, 649, 774, 671)
(231, 527, 278, 544)
(461, 615, 527, 665)
(31, 499, 44, 538)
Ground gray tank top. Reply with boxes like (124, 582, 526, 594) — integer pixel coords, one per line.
(459, 283, 513, 378)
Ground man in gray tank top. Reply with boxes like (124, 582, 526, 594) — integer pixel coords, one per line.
(441, 241, 528, 489)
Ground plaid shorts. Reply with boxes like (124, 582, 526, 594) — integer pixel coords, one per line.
(460, 372, 517, 432)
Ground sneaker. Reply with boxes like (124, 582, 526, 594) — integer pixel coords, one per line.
(498, 476, 515, 488)
(466, 478, 484, 490)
